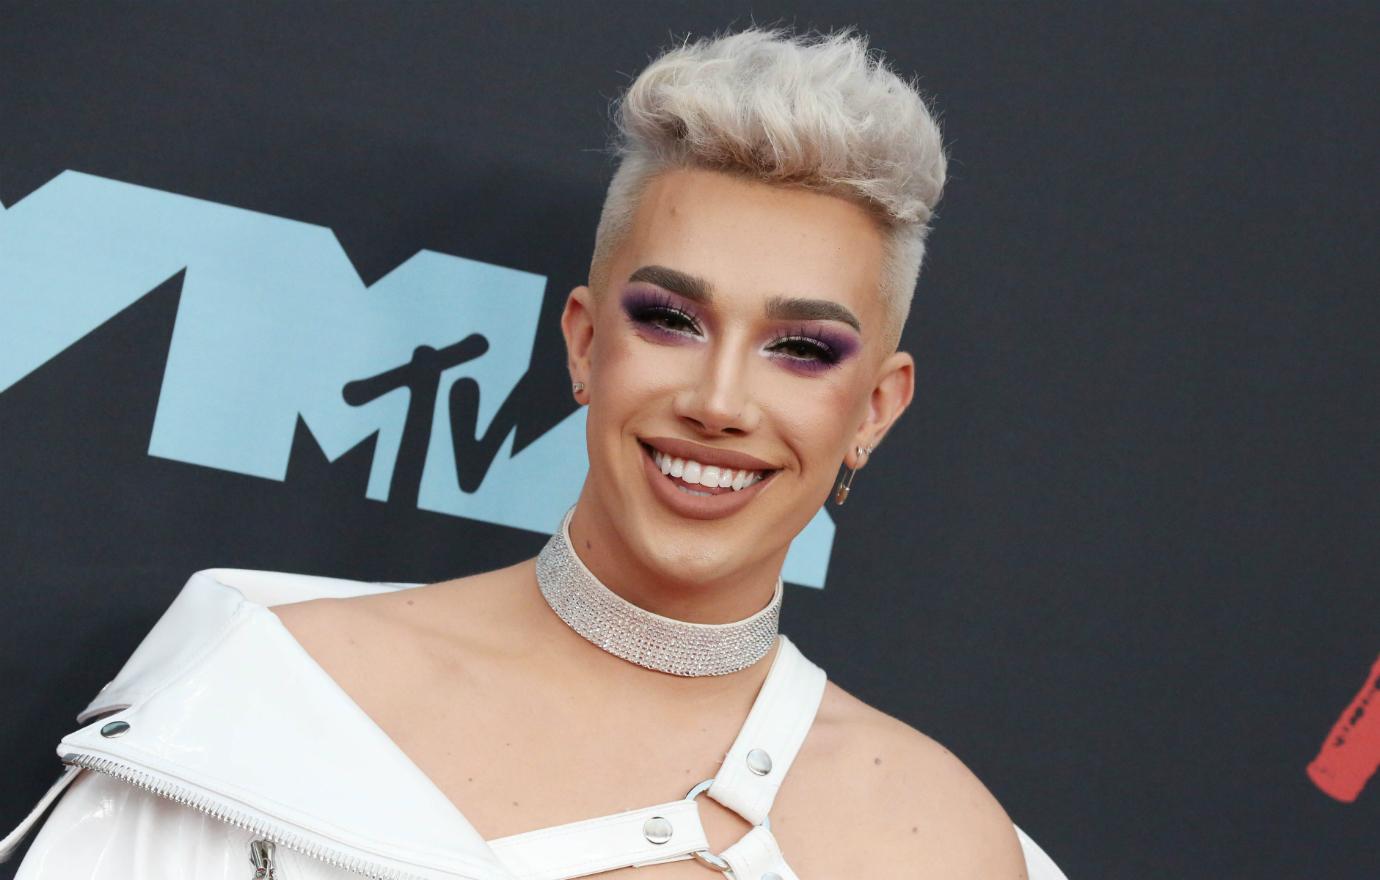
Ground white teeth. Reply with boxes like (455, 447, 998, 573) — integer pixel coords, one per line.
(649, 446, 768, 493)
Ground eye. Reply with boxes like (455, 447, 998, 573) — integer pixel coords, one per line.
(769, 333, 838, 365)
(640, 306, 699, 335)
(626, 291, 703, 338)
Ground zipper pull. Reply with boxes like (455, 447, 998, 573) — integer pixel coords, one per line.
(249, 838, 277, 878)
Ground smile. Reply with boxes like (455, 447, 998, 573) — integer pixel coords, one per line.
(647, 443, 768, 492)
(637, 440, 780, 520)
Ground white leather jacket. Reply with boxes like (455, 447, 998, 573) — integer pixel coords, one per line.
(0, 568, 1068, 880)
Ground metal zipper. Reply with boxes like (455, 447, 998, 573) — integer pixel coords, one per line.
(250, 838, 278, 878)
(61, 751, 433, 880)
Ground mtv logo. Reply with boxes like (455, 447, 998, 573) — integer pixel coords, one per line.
(0, 171, 835, 587)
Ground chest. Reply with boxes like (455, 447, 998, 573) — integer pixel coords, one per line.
(349, 646, 848, 879)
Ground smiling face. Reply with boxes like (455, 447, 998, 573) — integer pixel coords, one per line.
(561, 167, 915, 605)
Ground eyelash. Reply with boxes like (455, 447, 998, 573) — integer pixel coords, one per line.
(628, 296, 841, 367)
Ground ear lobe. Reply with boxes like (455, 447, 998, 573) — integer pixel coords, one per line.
(857, 350, 915, 452)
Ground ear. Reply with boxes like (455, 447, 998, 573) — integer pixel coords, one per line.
(850, 349, 915, 469)
(560, 284, 596, 403)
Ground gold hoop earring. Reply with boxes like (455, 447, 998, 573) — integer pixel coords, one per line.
(833, 444, 874, 506)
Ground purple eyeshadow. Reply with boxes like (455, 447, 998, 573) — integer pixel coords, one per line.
(620, 287, 702, 341)
(809, 329, 861, 362)
(619, 284, 861, 372)
(620, 286, 693, 318)
(766, 323, 861, 374)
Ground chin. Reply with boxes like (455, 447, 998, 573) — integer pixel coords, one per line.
(621, 517, 735, 581)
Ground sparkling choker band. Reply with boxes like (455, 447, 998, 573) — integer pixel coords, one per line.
(536, 505, 783, 676)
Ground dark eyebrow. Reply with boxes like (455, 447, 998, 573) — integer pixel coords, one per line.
(627, 265, 712, 303)
(626, 264, 862, 334)
(763, 295, 862, 334)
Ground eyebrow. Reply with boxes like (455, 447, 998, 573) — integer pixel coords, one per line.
(627, 265, 863, 334)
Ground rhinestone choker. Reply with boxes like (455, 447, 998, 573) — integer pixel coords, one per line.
(536, 505, 783, 676)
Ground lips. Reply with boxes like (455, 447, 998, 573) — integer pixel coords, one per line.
(637, 439, 778, 520)
(640, 443, 737, 495)
(639, 441, 773, 493)
(638, 436, 778, 474)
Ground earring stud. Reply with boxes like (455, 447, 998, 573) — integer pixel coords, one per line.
(572, 381, 585, 394)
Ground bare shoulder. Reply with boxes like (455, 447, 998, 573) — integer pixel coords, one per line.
(265, 560, 533, 680)
(787, 680, 1028, 879)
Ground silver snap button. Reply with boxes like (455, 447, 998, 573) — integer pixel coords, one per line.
(100, 721, 130, 738)
(642, 815, 673, 844)
(746, 748, 773, 776)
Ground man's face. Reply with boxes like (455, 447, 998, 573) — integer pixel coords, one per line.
(565, 166, 905, 591)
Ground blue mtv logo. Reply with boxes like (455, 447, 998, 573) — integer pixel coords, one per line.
(0, 171, 835, 587)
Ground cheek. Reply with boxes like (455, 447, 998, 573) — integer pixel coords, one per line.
(596, 327, 666, 389)
(595, 319, 703, 397)
(587, 322, 685, 435)
(766, 381, 862, 476)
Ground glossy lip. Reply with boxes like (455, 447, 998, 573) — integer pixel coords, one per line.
(639, 436, 779, 473)
(639, 440, 777, 521)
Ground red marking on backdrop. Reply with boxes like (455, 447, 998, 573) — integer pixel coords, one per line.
(1308, 654, 1380, 803)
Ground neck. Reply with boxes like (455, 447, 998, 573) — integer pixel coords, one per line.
(566, 489, 787, 624)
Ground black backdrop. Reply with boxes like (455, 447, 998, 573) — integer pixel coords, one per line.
(3, 2, 1378, 877)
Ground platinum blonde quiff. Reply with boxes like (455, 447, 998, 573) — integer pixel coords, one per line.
(590, 26, 950, 352)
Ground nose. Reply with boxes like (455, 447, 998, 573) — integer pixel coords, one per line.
(672, 337, 760, 436)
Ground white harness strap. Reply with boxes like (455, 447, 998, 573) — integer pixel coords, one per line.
(721, 825, 801, 880)
(706, 636, 826, 826)
(485, 635, 827, 880)
(0, 763, 82, 861)
(486, 798, 709, 880)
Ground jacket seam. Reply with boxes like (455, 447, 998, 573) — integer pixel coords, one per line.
(78, 595, 253, 725)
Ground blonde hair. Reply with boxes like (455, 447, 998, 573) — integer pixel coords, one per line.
(590, 26, 950, 352)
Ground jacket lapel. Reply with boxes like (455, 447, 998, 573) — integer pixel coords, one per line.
(59, 568, 514, 880)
